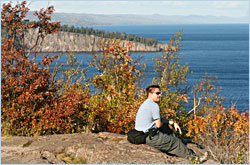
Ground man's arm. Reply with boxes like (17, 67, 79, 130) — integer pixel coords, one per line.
(154, 118, 162, 128)
(154, 118, 175, 128)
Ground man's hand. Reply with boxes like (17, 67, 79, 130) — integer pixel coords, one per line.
(173, 122, 182, 135)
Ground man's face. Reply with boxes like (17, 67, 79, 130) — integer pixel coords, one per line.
(149, 88, 162, 102)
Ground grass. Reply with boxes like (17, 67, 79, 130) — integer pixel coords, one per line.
(109, 137, 124, 142)
(23, 140, 33, 148)
(56, 152, 87, 164)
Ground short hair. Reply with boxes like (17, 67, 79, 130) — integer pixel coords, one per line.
(146, 85, 160, 97)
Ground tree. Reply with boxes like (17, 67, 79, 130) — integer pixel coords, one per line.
(1, 1, 61, 135)
(152, 32, 190, 125)
(89, 40, 145, 133)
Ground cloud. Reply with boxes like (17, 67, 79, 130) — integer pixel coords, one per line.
(85, 1, 129, 5)
(211, 1, 247, 9)
(20, 1, 248, 17)
(161, 1, 192, 6)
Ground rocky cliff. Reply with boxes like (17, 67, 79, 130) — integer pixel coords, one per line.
(24, 29, 165, 52)
(1, 132, 218, 164)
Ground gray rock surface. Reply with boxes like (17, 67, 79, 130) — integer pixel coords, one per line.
(1, 132, 219, 164)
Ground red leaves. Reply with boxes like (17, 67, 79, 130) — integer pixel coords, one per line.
(41, 88, 90, 134)
(33, 5, 60, 35)
(1, 2, 63, 136)
(105, 49, 109, 53)
(125, 64, 129, 69)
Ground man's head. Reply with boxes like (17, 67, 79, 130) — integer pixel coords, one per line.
(146, 85, 161, 102)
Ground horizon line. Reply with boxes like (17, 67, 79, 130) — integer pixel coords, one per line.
(27, 11, 248, 18)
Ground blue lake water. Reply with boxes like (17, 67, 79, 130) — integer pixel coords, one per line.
(32, 24, 249, 112)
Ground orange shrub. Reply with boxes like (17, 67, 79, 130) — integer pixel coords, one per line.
(1, 38, 59, 135)
(39, 87, 90, 135)
(1, 1, 60, 136)
(186, 106, 249, 163)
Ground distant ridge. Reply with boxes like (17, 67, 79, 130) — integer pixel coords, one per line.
(26, 12, 248, 26)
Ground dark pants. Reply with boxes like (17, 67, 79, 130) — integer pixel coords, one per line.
(146, 129, 197, 160)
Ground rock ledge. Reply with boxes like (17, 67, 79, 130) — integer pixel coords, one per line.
(1, 132, 218, 164)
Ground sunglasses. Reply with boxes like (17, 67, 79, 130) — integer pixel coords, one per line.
(153, 92, 161, 95)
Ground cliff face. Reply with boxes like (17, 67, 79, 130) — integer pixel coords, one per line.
(24, 29, 165, 52)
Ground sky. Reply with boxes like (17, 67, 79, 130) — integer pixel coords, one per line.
(3, 1, 250, 18)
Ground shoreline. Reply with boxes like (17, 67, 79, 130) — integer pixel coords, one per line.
(25, 50, 163, 54)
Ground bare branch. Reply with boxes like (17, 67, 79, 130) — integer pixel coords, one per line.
(188, 97, 201, 115)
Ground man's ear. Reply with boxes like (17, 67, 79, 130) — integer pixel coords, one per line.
(148, 92, 152, 97)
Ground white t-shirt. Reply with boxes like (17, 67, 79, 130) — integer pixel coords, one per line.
(135, 99, 161, 133)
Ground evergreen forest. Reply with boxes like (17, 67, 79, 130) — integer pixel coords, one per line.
(59, 24, 160, 46)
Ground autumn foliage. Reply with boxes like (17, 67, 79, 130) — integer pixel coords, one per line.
(1, 1, 249, 163)
(186, 106, 249, 163)
(152, 32, 191, 126)
(1, 1, 60, 135)
(1, 1, 90, 136)
(88, 40, 145, 133)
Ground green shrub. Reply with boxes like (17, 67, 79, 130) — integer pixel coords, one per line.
(88, 40, 145, 133)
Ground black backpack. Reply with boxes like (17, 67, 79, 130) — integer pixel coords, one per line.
(127, 129, 150, 144)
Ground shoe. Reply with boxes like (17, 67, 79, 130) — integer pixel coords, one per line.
(199, 151, 209, 163)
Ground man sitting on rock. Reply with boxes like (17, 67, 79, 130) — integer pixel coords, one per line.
(135, 85, 208, 163)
